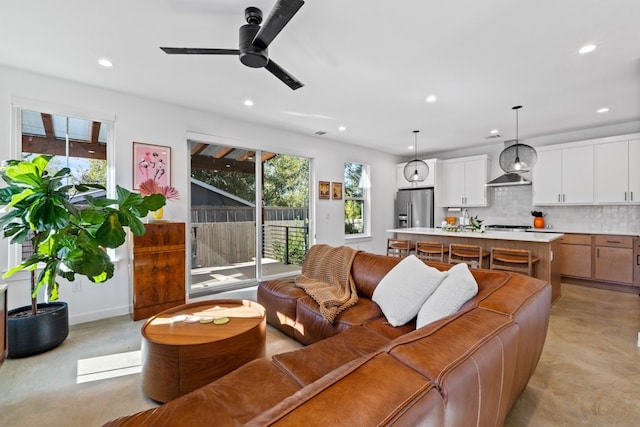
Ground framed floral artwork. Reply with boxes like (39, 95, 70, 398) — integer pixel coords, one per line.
(133, 142, 171, 189)
(319, 181, 330, 199)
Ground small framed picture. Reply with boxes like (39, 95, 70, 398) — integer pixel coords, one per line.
(331, 182, 343, 200)
(133, 142, 171, 189)
(319, 181, 330, 199)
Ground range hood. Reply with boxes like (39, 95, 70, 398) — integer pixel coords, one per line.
(486, 140, 533, 187)
(486, 173, 531, 187)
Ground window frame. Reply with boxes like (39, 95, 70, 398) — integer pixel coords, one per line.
(7, 99, 116, 275)
(343, 161, 371, 239)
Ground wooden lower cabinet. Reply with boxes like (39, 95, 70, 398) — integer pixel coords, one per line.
(561, 234, 592, 279)
(132, 222, 186, 321)
(594, 236, 634, 284)
(561, 233, 638, 289)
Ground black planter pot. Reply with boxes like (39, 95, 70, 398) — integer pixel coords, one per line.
(8, 302, 69, 358)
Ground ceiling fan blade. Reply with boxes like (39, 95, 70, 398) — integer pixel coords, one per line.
(253, 0, 304, 49)
(160, 47, 240, 55)
(264, 59, 304, 90)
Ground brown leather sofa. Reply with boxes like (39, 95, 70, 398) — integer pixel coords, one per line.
(105, 251, 551, 427)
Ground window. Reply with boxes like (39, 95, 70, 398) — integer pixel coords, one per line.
(344, 162, 369, 236)
(12, 107, 112, 262)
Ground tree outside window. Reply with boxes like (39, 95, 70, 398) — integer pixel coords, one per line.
(344, 162, 368, 235)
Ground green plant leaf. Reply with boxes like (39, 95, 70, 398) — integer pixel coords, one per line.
(127, 215, 146, 236)
(95, 212, 126, 248)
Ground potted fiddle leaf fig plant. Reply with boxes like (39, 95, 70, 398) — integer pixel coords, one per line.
(0, 155, 166, 357)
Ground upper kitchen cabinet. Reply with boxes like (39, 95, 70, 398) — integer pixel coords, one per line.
(594, 139, 640, 204)
(442, 155, 487, 207)
(396, 159, 437, 189)
(533, 145, 594, 205)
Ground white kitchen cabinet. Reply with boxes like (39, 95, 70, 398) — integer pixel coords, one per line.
(532, 145, 593, 205)
(630, 139, 640, 202)
(532, 149, 562, 204)
(594, 139, 640, 204)
(396, 159, 436, 189)
(442, 155, 487, 207)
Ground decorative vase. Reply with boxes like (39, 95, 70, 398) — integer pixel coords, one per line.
(533, 217, 545, 229)
(152, 207, 164, 220)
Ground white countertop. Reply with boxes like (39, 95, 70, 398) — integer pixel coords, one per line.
(528, 228, 639, 237)
(387, 227, 564, 243)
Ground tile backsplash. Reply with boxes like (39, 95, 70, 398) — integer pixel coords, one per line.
(454, 185, 640, 233)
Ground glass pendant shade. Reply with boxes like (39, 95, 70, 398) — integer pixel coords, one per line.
(404, 130, 429, 183)
(499, 142, 537, 173)
(499, 106, 537, 174)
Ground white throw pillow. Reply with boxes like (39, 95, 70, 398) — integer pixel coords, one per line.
(416, 262, 479, 329)
(372, 255, 448, 327)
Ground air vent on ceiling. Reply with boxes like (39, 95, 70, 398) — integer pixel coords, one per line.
(314, 131, 327, 136)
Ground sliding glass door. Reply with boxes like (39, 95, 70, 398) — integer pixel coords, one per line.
(189, 138, 309, 295)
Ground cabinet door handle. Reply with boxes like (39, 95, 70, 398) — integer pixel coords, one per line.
(606, 240, 621, 244)
(152, 266, 158, 273)
(164, 265, 170, 272)
(631, 192, 634, 201)
(563, 194, 566, 202)
(625, 192, 627, 201)
(558, 194, 561, 202)
(596, 248, 599, 258)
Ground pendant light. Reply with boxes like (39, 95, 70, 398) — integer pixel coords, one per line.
(403, 130, 429, 183)
(499, 105, 537, 174)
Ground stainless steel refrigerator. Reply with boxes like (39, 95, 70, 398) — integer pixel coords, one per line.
(395, 188, 434, 228)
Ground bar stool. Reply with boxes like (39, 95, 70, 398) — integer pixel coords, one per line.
(448, 243, 489, 269)
(387, 238, 411, 257)
(490, 247, 539, 276)
(415, 241, 448, 262)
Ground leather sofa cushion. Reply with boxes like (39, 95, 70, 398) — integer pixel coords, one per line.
(294, 295, 383, 345)
(386, 308, 519, 426)
(350, 252, 401, 298)
(257, 278, 307, 338)
(363, 317, 416, 341)
(273, 325, 390, 386)
(247, 353, 445, 427)
(104, 358, 302, 427)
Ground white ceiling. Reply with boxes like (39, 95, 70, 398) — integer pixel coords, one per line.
(1, 0, 639, 157)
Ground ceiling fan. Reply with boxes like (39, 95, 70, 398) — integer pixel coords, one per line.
(160, 0, 305, 90)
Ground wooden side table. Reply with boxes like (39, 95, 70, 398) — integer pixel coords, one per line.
(141, 299, 266, 403)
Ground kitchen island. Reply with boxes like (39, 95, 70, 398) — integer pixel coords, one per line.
(387, 227, 564, 303)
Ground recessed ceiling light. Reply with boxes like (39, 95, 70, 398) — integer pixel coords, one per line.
(98, 58, 113, 68)
(338, 125, 346, 132)
(579, 44, 596, 54)
(426, 94, 437, 103)
(244, 99, 254, 107)
(597, 107, 609, 113)
(490, 129, 499, 134)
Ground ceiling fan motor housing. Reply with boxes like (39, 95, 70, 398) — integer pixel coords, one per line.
(239, 24, 269, 68)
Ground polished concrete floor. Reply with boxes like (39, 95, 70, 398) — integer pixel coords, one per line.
(0, 283, 638, 426)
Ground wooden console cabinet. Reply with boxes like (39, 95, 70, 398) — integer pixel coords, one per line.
(132, 222, 186, 321)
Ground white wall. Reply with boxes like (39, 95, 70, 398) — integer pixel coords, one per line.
(0, 65, 397, 324)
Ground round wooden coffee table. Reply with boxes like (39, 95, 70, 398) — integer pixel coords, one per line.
(140, 299, 266, 403)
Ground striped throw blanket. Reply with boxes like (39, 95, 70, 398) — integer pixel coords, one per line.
(295, 244, 360, 324)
